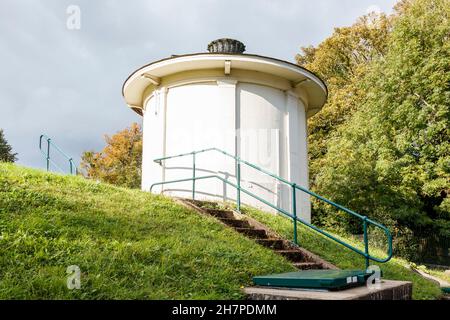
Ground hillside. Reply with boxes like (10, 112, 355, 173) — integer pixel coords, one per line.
(0, 164, 293, 299)
(0, 163, 442, 300)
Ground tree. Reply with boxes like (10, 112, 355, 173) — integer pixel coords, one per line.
(0, 129, 17, 162)
(296, 13, 392, 192)
(311, 0, 450, 259)
(81, 123, 142, 189)
(295, 12, 393, 233)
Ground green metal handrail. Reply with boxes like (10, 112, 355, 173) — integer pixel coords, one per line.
(39, 134, 77, 175)
(151, 147, 393, 268)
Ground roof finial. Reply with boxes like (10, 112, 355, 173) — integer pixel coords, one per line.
(207, 38, 246, 54)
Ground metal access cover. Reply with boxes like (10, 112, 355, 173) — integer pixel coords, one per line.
(253, 269, 373, 290)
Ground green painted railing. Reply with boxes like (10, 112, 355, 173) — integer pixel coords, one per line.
(39, 134, 77, 175)
(150, 147, 393, 268)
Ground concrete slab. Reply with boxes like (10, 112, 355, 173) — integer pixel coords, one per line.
(244, 280, 412, 300)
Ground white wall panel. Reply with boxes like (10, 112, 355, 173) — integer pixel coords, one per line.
(141, 80, 311, 222)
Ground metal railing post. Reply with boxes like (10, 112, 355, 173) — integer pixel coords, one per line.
(363, 217, 369, 269)
(292, 183, 298, 245)
(69, 158, 73, 175)
(192, 152, 196, 200)
(46, 138, 51, 171)
(237, 160, 241, 212)
(39, 134, 78, 175)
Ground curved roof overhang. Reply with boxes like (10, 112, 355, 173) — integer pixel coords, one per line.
(122, 53, 327, 117)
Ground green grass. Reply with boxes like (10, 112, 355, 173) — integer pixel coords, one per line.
(0, 163, 294, 299)
(1, 163, 443, 300)
(240, 206, 443, 300)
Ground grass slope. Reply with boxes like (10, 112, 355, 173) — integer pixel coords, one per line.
(0, 164, 294, 299)
(241, 206, 443, 300)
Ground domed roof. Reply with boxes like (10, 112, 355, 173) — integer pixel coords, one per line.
(123, 40, 327, 117)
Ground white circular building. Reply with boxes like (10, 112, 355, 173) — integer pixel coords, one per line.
(122, 39, 327, 222)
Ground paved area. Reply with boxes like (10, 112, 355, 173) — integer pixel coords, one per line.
(244, 280, 412, 300)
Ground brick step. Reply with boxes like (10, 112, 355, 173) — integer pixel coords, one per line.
(219, 218, 251, 228)
(205, 209, 235, 219)
(188, 199, 221, 209)
(235, 228, 268, 239)
(275, 250, 305, 262)
(255, 239, 285, 250)
(292, 262, 323, 270)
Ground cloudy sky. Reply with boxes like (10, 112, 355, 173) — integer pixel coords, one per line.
(0, 0, 397, 171)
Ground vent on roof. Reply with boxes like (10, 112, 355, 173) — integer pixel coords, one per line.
(207, 38, 246, 54)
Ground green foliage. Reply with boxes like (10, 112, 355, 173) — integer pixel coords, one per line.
(297, 13, 391, 188)
(0, 129, 17, 163)
(0, 164, 293, 299)
(242, 205, 443, 300)
(80, 123, 142, 189)
(298, 0, 450, 261)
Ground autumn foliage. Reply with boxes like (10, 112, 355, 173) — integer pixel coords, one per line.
(81, 123, 142, 189)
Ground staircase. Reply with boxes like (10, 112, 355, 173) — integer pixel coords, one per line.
(179, 198, 414, 300)
(180, 198, 337, 271)
(152, 148, 406, 298)
(151, 147, 393, 269)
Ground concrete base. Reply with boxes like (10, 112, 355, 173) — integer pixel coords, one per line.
(244, 280, 412, 300)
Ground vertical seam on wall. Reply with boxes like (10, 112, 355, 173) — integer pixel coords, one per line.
(162, 87, 168, 184)
(285, 94, 291, 183)
(234, 82, 240, 173)
(285, 91, 292, 210)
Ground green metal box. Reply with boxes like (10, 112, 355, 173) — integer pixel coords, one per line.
(253, 269, 374, 290)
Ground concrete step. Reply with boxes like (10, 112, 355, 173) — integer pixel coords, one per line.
(235, 228, 268, 239)
(293, 262, 323, 270)
(255, 239, 285, 250)
(188, 199, 221, 209)
(220, 218, 251, 228)
(205, 209, 235, 219)
(275, 250, 305, 262)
